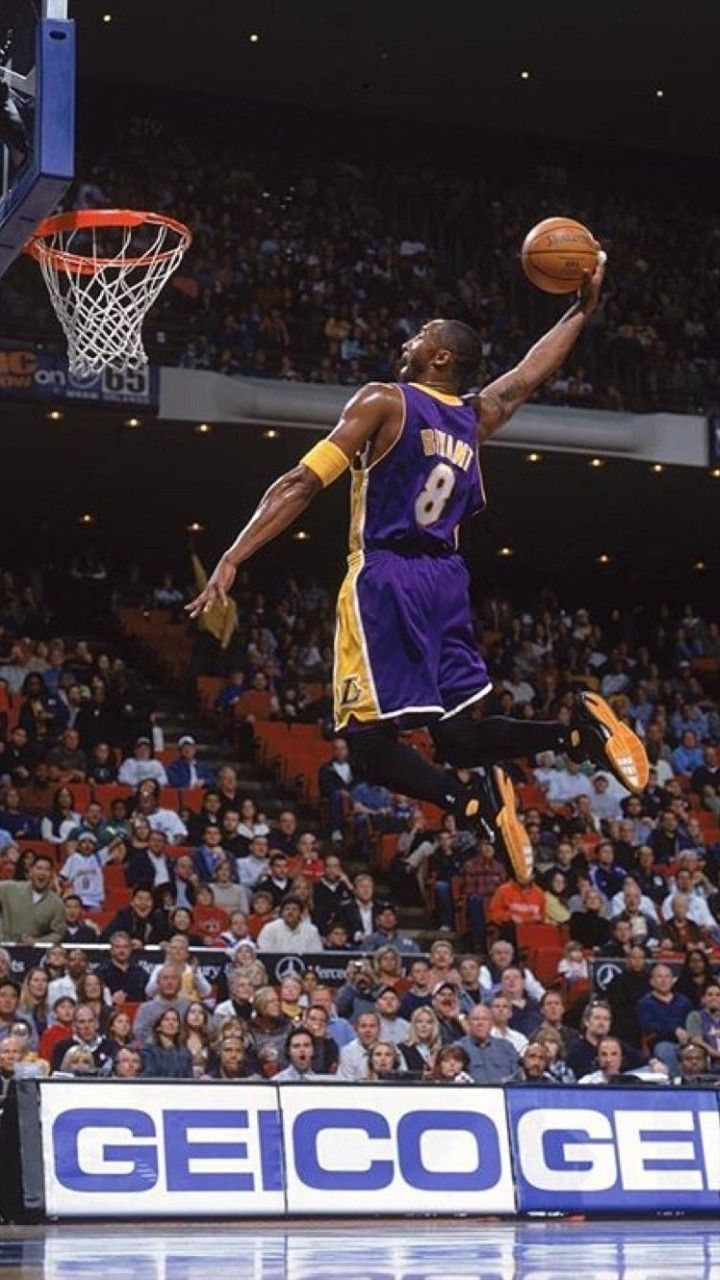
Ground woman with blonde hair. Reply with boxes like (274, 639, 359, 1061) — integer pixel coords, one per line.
(372, 945, 404, 987)
(252, 986, 289, 1074)
(227, 940, 268, 989)
(18, 966, 50, 1039)
(54, 1045, 96, 1077)
(398, 1006, 441, 1075)
(365, 1040, 402, 1081)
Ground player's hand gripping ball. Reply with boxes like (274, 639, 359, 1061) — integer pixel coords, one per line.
(521, 216, 600, 294)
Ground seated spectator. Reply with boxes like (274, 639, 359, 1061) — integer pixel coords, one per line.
(537, 990, 582, 1059)
(676, 1041, 712, 1083)
(133, 967, 191, 1044)
(557, 940, 589, 986)
(567, 1000, 645, 1079)
(218, 808, 251, 859)
(318, 738, 355, 839)
(166, 735, 216, 789)
(398, 1007, 442, 1075)
(431, 982, 467, 1045)
(50, 1004, 115, 1074)
(112, 1046, 143, 1078)
(341, 871, 381, 944)
(75, 971, 112, 1031)
(212, 971, 256, 1028)
(676, 948, 715, 1007)
(118, 737, 168, 788)
(53, 1044, 97, 1078)
(456, 955, 483, 1012)
(124, 827, 172, 893)
(588, 773, 623, 825)
(134, 780, 187, 845)
(398, 958, 434, 1019)
(18, 967, 50, 1040)
(365, 901, 419, 954)
(302, 1004, 340, 1074)
(589, 842, 627, 900)
(0, 785, 40, 840)
(0, 728, 38, 791)
(543, 870, 571, 925)
(101, 885, 169, 948)
(193, 825, 233, 884)
(531, 1026, 576, 1083)
(38, 995, 77, 1063)
(45, 728, 87, 783)
(499, 968, 543, 1038)
(685, 983, 720, 1066)
(146, 935, 212, 1002)
(544, 758, 593, 810)
(578, 1035, 638, 1084)
(374, 985, 411, 1045)
(275, 1028, 320, 1082)
(255, 852, 292, 906)
(237, 834, 271, 892)
(670, 730, 704, 777)
(430, 1043, 474, 1083)
(479, 938, 545, 1002)
(660, 894, 707, 950)
(426, 831, 463, 932)
(256, 895, 322, 952)
(247, 887, 275, 938)
(632, 846, 668, 906)
(141, 1008, 194, 1079)
(95, 931, 149, 1003)
(165, 905, 204, 948)
(170, 854, 199, 910)
(610, 881, 661, 948)
(71, 799, 115, 848)
(187, 791, 224, 844)
(312, 853, 353, 933)
(323, 918, 353, 950)
(455, 1004, 520, 1083)
(252, 986, 290, 1075)
(287, 831, 324, 881)
(692, 746, 720, 799)
(335, 960, 377, 1022)
(47, 947, 88, 1006)
(40, 786, 81, 845)
(364, 1040, 403, 1081)
(62, 895, 99, 943)
(204, 1034, 254, 1081)
(650, 811, 683, 864)
(489, 993, 528, 1056)
(87, 741, 117, 785)
(350, 779, 396, 851)
(519, 1041, 558, 1083)
(210, 861, 250, 916)
(636, 962, 693, 1074)
(338, 1010, 381, 1081)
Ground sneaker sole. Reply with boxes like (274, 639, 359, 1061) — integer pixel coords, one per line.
(580, 692, 650, 794)
(492, 766, 534, 886)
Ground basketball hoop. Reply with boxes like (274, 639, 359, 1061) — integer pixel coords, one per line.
(25, 208, 192, 376)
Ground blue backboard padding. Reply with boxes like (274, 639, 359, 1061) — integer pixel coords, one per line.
(0, 19, 75, 276)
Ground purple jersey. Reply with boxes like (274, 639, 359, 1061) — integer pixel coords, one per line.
(349, 382, 485, 554)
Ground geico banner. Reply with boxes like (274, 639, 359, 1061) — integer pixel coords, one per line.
(280, 1084, 515, 1215)
(508, 1086, 720, 1213)
(40, 1082, 285, 1218)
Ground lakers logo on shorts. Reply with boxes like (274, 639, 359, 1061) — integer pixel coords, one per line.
(340, 675, 363, 707)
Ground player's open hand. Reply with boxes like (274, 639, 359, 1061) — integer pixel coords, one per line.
(185, 555, 236, 617)
(578, 248, 607, 314)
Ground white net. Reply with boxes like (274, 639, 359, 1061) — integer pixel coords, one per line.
(28, 211, 191, 376)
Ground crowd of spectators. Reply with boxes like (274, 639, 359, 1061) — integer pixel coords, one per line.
(0, 559, 719, 1093)
(3, 110, 720, 414)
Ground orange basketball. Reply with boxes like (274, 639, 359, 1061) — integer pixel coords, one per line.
(521, 216, 600, 294)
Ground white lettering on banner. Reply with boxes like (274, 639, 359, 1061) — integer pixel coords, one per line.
(517, 1109, 616, 1192)
(516, 1105, 720, 1195)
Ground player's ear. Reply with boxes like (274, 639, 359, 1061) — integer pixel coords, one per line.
(433, 347, 453, 370)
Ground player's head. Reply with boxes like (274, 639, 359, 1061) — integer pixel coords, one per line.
(399, 319, 482, 392)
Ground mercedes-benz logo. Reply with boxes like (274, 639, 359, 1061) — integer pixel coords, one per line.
(275, 955, 306, 980)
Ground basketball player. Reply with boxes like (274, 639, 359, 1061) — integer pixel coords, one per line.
(188, 253, 648, 883)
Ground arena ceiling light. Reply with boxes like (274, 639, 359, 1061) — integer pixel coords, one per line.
(520, 70, 531, 81)
(497, 546, 514, 557)
(293, 530, 310, 541)
(589, 457, 604, 468)
(195, 422, 212, 435)
(46, 409, 63, 421)
(597, 553, 611, 564)
(655, 88, 665, 98)
(249, 32, 260, 43)
(187, 521, 204, 533)
(526, 452, 542, 463)
(263, 429, 280, 439)
(125, 417, 141, 428)
(79, 513, 95, 526)
(651, 463, 664, 473)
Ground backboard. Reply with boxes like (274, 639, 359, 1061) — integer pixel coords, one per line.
(0, 0, 74, 277)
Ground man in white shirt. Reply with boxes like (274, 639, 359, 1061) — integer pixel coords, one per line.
(118, 738, 168, 788)
(579, 1035, 668, 1085)
(545, 759, 593, 808)
(237, 834, 271, 890)
(338, 1011, 381, 1081)
(256, 896, 323, 953)
(609, 880, 660, 922)
(135, 782, 188, 845)
(374, 986, 411, 1045)
(589, 773, 624, 824)
(489, 993, 529, 1055)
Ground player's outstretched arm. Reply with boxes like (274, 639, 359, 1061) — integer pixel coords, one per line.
(186, 382, 398, 616)
(477, 252, 606, 440)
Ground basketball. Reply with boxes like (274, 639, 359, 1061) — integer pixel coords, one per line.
(521, 216, 600, 294)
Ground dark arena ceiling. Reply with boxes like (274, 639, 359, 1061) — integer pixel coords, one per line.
(75, 0, 720, 160)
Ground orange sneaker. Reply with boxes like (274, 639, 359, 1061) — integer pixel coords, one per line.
(487, 765, 534, 886)
(569, 691, 649, 794)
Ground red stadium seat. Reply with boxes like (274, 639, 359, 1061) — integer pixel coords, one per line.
(93, 783, 133, 809)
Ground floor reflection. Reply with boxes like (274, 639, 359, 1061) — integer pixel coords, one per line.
(1, 1220, 719, 1280)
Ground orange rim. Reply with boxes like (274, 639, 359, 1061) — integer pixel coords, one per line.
(24, 208, 192, 276)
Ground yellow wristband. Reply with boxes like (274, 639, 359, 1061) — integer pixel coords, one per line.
(300, 439, 350, 487)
